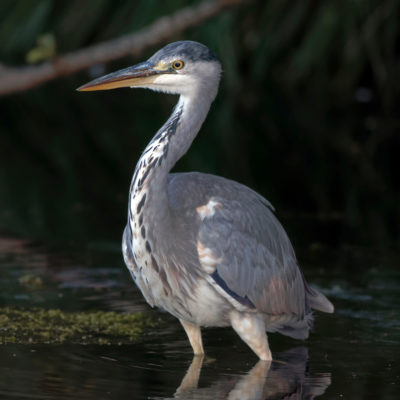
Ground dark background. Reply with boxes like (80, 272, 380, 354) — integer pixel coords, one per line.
(1, 0, 399, 249)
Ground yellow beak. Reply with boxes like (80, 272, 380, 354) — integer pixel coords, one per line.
(77, 61, 166, 92)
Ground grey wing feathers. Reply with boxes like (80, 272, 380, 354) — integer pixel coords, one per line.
(198, 195, 308, 317)
(305, 283, 334, 313)
(168, 172, 333, 320)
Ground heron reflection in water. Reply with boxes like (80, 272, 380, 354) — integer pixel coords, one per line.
(160, 348, 331, 399)
(78, 41, 333, 360)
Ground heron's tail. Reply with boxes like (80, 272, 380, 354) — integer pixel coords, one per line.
(306, 284, 334, 313)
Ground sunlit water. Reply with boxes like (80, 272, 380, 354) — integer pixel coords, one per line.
(0, 237, 399, 399)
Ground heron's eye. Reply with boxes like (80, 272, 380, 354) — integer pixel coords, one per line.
(172, 60, 184, 70)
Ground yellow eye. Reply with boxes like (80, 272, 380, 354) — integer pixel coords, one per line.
(172, 60, 184, 70)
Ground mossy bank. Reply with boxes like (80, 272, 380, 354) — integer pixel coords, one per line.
(0, 307, 156, 345)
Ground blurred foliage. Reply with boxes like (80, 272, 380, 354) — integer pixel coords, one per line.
(25, 32, 56, 63)
(0, 0, 399, 247)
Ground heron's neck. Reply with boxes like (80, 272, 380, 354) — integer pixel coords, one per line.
(129, 91, 213, 222)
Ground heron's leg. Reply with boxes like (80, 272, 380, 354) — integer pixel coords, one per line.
(230, 311, 272, 361)
(175, 355, 204, 395)
(180, 319, 204, 355)
(230, 359, 272, 398)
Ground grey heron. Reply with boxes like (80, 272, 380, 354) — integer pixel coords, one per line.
(78, 41, 334, 360)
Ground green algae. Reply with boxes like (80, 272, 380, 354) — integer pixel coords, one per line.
(0, 307, 156, 344)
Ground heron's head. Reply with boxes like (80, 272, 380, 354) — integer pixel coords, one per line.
(78, 41, 221, 99)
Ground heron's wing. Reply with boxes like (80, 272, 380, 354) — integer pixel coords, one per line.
(168, 172, 332, 323)
(195, 192, 307, 318)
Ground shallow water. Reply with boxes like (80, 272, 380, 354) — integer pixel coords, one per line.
(0, 237, 399, 399)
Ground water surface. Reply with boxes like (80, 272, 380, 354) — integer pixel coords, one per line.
(0, 237, 399, 399)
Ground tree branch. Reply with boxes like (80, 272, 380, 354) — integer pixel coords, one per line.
(0, 0, 247, 96)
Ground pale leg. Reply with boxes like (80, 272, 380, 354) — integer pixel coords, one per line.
(175, 355, 204, 395)
(228, 360, 271, 400)
(180, 319, 204, 356)
(230, 311, 272, 361)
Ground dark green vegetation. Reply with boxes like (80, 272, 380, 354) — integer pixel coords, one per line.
(0, 307, 155, 344)
(0, 0, 399, 247)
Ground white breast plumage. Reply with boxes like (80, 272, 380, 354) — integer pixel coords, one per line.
(125, 114, 183, 312)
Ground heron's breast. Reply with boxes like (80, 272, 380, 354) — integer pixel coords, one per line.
(127, 189, 163, 298)
(126, 187, 193, 320)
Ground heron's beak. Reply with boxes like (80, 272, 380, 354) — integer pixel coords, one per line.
(77, 61, 168, 91)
